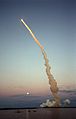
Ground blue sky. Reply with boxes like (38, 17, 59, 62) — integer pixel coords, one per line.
(0, 0, 76, 96)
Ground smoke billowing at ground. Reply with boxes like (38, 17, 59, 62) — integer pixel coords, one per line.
(21, 19, 60, 107)
(41, 49, 60, 107)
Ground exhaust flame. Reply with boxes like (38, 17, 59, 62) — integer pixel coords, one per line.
(21, 19, 44, 50)
(21, 19, 60, 107)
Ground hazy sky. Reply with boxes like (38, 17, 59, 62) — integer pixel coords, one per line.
(0, 0, 76, 96)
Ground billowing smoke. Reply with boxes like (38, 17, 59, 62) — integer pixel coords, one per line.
(63, 99, 71, 106)
(21, 19, 60, 107)
(40, 99, 56, 107)
(41, 49, 60, 107)
(40, 98, 71, 107)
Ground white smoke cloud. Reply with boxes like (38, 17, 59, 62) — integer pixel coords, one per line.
(40, 98, 71, 107)
(40, 99, 57, 107)
(63, 99, 71, 105)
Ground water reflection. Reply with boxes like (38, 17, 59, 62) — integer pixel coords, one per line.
(51, 108, 60, 119)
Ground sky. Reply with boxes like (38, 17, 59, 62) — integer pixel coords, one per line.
(0, 0, 76, 96)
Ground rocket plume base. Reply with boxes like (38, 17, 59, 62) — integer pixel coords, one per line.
(42, 50, 60, 107)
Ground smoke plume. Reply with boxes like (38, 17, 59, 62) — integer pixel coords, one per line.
(21, 19, 60, 107)
(41, 49, 60, 107)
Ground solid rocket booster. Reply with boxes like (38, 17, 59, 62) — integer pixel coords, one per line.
(21, 19, 44, 50)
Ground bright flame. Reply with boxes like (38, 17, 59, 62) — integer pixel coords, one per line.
(21, 19, 44, 50)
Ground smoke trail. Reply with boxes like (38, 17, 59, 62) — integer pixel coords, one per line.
(41, 49, 60, 107)
(21, 19, 60, 107)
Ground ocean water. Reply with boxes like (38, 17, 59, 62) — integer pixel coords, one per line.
(0, 90, 76, 108)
